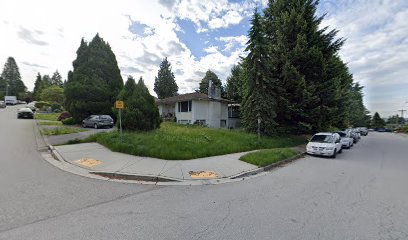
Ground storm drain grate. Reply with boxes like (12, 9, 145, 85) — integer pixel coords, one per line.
(74, 158, 102, 168)
(189, 171, 219, 179)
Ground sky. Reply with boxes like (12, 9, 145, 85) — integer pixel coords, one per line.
(1, 0, 407, 118)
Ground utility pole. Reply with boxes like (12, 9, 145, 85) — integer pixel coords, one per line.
(397, 109, 406, 124)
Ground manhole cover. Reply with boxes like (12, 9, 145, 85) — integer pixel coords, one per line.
(74, 158, 102, 168)
(189, 171, 218, 179)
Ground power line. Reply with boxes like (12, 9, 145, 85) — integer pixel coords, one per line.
(397, 109, 407, 119)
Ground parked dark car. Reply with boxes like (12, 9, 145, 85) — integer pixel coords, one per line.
(358, 127, 368, 136)
(17, 108, 34, 119)
(82, 115, 114, 129)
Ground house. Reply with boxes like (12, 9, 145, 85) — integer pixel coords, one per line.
(156, 81, 231, 128)
(228, 103, 241, 129)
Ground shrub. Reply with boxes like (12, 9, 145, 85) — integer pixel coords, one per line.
(35, 101, 51, 110)
(116, 76, 161, 131)
(58, 111, 72, 121)
(62, 117, 75, 125)
(51, 103, 63, 112)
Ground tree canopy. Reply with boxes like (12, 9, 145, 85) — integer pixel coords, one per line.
(118, 76, 161, 131)
(0, 57, 26, 97)
(154, 57, 178, 99)
(371, 112, 386, 128)
(64, 34, 124, 122)
(199, 70, 222, 94)
(238, 0, 369, 134)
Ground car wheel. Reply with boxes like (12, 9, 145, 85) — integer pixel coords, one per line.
(331, 150, 337, 158)
(94, 123, 98, 129)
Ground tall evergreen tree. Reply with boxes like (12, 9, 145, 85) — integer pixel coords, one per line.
(64, 34, 124, 122)
(348, 82, 369, 127)
(199, 70, 222, 94)
(0, 76, 5, 99)
(371, 112, 385, 129)
(51, 70, 64, 87)
(225, 64, 245, 102)
(32, 73, 43, 100)
(0, 57, 26, 96)
(241, 9, 277, 136)
(262, 0, 346, 133)
(42, 74, 52, 87)
(154, 58, 178, 99)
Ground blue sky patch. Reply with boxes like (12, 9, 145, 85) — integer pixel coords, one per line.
(176, 17, 250, 59)
(128, 20, 155, 37)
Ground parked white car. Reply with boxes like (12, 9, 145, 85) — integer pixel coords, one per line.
(26, 101, 37, 112)
(306, 132, 342, 158)
(337, 131, 354, 149)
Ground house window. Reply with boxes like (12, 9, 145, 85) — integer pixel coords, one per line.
(178, 101, 192, 112)
(178, 120, 191, 125)
(195, 120, 206, 125)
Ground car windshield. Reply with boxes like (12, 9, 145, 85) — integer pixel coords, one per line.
(310, 135, 333, 143)
(100, 115, 112, 120)
(337, 132, 346, 137)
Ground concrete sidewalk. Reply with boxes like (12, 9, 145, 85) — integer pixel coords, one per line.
(52, 143, 260, 182)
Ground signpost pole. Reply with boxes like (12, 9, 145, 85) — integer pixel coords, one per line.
(257, 117, 261, 142)
(119, 108, 122, 136)
(115, 100, 124, 140)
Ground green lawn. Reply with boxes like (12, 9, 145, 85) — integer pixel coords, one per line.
(41, 127, 85, 136)
(38, 121, 63, 126)
(83, 122, 306, 160)
(239, 148, 299, 167)
(35, 113, 60, 121)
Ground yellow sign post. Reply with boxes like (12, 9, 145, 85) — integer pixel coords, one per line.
(115, 101, 124, 136)
(115, 100, 124, 109)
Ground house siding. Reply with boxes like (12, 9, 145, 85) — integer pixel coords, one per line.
(157, 97, 229, 128)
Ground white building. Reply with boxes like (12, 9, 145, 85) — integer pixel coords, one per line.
(156, 82, 231, 128)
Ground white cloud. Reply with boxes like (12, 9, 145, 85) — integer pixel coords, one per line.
(217, 35, 248, 51)
(208, 10, 243, 29)
(0, 0, 249, 96)
(320, 0, 408, 116)
(173, 0, 257, 32)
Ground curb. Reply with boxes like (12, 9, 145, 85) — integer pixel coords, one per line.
(90, 171, 183, 182)
(230, 152, 305, 179)
(45, 144, 306, 185)
(33, 119, 50, 151)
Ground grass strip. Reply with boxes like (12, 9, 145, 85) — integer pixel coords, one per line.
(35, 113, 60, 121)
(38, 121, 63, 126)
(80, 122, 306, 160)
(239, 148, 299, 167)
(41, 127, 85, 136)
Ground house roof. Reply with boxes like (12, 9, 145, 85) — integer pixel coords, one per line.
(156, 92, 232, 104)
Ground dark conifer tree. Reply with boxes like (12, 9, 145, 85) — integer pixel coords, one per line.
(64, 34, 124, 122)
(241, 9, 278, 136)
(154, 57, 178, 99)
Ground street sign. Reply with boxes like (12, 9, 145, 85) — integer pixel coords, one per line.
(115, 100, 124, 109)
(115, 100, 124, 137)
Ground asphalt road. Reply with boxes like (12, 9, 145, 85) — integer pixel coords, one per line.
(1, 105, 408, 239)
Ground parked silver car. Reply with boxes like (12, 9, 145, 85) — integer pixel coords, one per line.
(0, 101, 6, 108)
(82, 115, 114, 129)
(337, 131, 354, 149)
